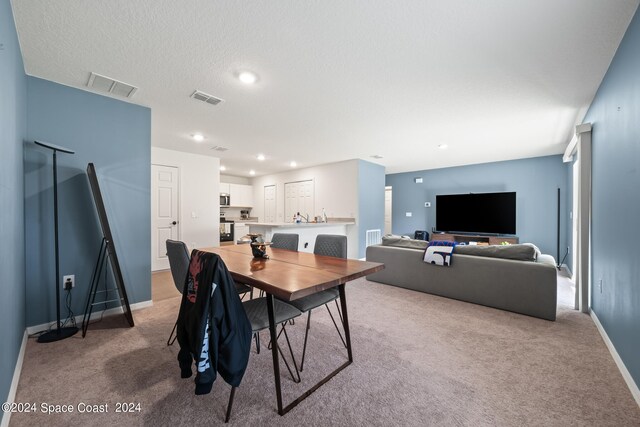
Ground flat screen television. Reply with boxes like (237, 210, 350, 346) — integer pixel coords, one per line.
(436, 192, 516, 235)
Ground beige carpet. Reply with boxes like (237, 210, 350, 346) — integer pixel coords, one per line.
(10, 277, 640, 426)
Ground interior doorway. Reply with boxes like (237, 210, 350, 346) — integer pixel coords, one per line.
(264, 185, 276, 223)
(151, 164, 180, 271)
(384, 186, 392, 235)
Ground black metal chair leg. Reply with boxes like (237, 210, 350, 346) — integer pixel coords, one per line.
(167, 321, 178, 346)
(225, 386, 236, 423)
(267, 323, 286, 350)
(326, 304, 347, 348)
(255, 332, 260, 354)
(276, 325, 300, 383)
(300, 310, 312, 371)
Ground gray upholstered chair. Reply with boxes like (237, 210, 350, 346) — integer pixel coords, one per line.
(241, 297, 302, 383)
(165, 239, 251, 346)
(271, 233, 299, 251)
(314, 234, 347, 259)
(225, 296, 303, 422)
(288, 234, 347, 371)
(166, 239, 190, 346)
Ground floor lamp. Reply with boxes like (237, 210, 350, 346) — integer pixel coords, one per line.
(35, 140, 79, 343)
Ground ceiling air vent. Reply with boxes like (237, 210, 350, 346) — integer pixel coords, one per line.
(210, 146, 229, 152)
(87, 72, 138, 98)
(191, 90, 224, 106)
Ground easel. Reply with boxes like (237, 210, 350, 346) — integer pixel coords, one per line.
(81, 237, 133, 336)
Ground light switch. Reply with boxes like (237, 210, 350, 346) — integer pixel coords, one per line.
(191, 211, 197, 218)
(406, 212, 412, 217)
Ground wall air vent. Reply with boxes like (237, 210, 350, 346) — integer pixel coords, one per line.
(87, 72, 138, 98)
(191, 90, 224, 106)
(210, 146, 229, 152)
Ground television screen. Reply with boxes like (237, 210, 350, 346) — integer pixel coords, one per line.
(436, 192, 516, 235)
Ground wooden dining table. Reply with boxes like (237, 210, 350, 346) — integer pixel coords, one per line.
(201, 245, 384, 415)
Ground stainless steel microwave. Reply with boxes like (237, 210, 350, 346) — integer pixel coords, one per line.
(220, 193, 230, 206)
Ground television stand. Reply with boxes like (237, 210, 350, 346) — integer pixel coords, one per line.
(433, 232, 518, 245)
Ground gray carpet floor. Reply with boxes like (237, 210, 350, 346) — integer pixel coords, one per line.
(10, 277, 640, 426)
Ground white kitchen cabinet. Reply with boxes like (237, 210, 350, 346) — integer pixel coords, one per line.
(234, 223, 250, 242)
(220, 183, 231, 194)
(229, 184, 254, 207)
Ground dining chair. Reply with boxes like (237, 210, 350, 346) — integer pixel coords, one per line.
(242, 297, 302, 384)
(271, 233, 299, 251)
(165, 239, 251, 346)
(165, 239, 190, 346)
(225, 269, 304, 420)
(287, 234, 347, 371)
(176, 251, 303, 423)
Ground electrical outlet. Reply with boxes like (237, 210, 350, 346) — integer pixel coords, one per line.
(406, 212, 412, 217)
(63, 274, 75, 290)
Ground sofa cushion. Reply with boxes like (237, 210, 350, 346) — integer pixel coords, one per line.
(381, 235, 429, 250)
(454, 244, 537, 261)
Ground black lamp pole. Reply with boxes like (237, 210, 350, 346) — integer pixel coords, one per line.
(35, 140, 79, 343)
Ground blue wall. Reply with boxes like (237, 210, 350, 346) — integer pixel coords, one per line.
(25, 77, 151, 326)
(358, 160, 386, 258)
(386, 155, 568, 260)
(0, 0, 27, 413)
(584, 6, 640, 387)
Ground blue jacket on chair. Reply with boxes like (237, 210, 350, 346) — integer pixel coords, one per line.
(176, 250, 252, 394)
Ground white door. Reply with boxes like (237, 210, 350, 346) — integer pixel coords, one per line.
(264, 185, 276, 222)
(384, 187, 392, 235)
(151, 164, 179, 271)
(285, 180, 314, 222)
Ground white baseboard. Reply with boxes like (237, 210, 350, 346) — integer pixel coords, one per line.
(1, 330, 28, 427)
(26, 300, 153, 335)
(590, 309, 640, 408)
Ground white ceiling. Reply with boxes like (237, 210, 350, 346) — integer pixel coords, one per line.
(12, 0, 639, 176)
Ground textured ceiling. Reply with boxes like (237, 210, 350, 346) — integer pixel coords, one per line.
(11, 0, 639, 176)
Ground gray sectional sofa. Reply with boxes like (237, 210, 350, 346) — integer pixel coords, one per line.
(365, 237, 558, 320)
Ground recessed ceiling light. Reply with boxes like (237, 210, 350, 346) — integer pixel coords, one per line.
(438, 144, 448, 150)
(220, 165, 226, 171)
(192, 133, 204, 142)
(238, 71, 258, 85)
(257, 154, 265, 161)
(290, 161, 297, 168)
(249, 170, 256, 176)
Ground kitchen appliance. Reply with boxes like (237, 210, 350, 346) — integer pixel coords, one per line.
(240, 209, 250, 219)
(220, 193, 230, 207)
(220, 218, 234, 242)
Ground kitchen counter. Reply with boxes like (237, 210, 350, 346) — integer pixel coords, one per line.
(248, 220, 356, 254)
(248, 221, 355, 227)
